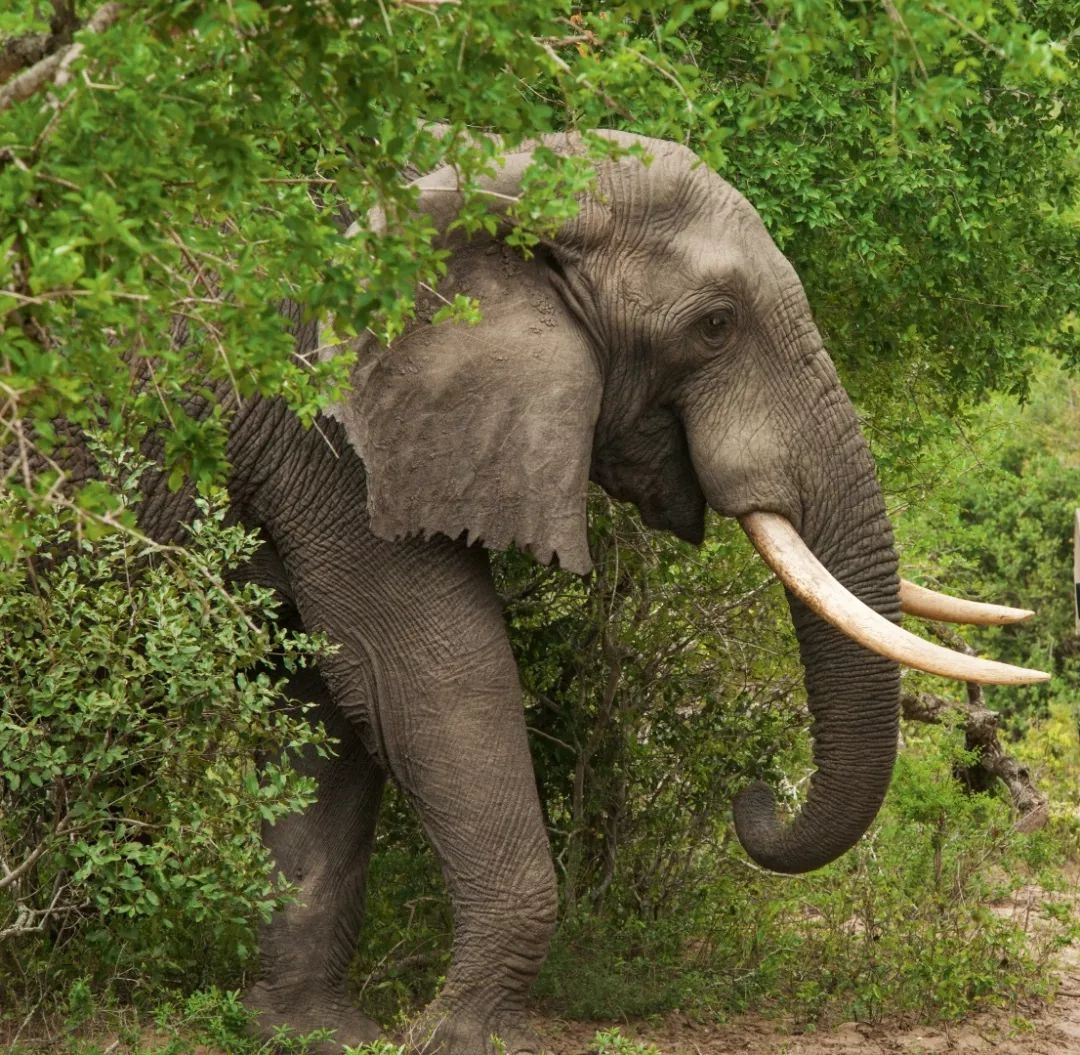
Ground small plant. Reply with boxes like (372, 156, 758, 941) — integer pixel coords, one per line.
(592, 1027, 662, 1055)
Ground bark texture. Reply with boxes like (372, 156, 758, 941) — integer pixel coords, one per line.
(0, 2, 121, 113)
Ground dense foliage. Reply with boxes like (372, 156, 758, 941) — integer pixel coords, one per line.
(1, 0, 1079, 1048)
(0, 455, 325, 1006)
(895, 359, 1080, 715)
(688, 3, 1079, 417)
(1, 2, 1077, 530)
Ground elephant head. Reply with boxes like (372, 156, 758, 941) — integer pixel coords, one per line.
(329, 131, 1045, 875)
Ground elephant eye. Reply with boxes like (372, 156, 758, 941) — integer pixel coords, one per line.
(697, 307, 734, 347)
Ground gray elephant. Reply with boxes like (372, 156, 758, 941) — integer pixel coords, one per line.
(131, 130, 1040, 1054)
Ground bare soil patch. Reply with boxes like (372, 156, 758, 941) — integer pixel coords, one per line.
(530, 990, 1080, 1055)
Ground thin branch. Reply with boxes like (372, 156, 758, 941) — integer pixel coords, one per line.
(0, 809, 73, 892)
(0, 894, 89, 942)
(901, 684, 1048, 831)
(166, 228, 241, 408)
(880, 0, 929, 81)
(0, 2, 122, 114)
(926, 4, 1008, 59)
(525, 725, 575, 752)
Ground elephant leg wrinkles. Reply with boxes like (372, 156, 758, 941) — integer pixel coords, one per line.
(285, 532, 557, 1055)
(242, 419, 557, 1054)
(243, 663, 385, 1053)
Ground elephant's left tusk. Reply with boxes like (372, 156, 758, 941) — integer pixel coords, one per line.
(899, 579, 1034, 625)
(739, 512, 1049, 686)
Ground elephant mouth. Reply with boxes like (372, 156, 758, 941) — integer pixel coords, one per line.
(740, 511, 1047, 686)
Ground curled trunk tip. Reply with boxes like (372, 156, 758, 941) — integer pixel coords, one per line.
(732, 781, 801, 874)
(733, 780, 871, 875)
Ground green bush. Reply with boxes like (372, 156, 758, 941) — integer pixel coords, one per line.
(756, 724, 1063, 1026)
(891, 358, 1080, 724)
(532, 722, 1066, 1027)
(0, 456, 326, 1009)
(593, 1029, 661, 1055)
(350, 790, 452, 1029)
(500, 500, 804, 920)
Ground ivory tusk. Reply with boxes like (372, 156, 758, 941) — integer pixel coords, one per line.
(899, 579, 1034, 625)
(739, 512, 1049, 686)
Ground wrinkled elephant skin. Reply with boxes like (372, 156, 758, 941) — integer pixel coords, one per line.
(128, 132, 914, 1054)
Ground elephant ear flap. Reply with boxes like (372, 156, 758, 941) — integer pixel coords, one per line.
(333, 194, 602, 574)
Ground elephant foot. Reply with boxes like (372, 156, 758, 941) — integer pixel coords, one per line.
(405, 998, 541, 1055)
(243, 981, 380, 1054)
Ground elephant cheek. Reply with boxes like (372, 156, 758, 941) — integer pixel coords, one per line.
(686, 434, 802, 529)
(637, 492, 706, 544)
(590, 440, 707, 544)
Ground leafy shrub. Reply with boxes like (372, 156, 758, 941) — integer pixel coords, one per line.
(533, 721, 1066, 1027)
(892, 358, 1080, 724)
(500, 500, 804, 919)
(1018, 701, 1080, 858)
(758, 724, 1062, 1026)
(5, 987, 364, 1055)
(351, 790, 452, 1028)
(0, 459, 326, 1008)
(592, 1028, 661, 1055)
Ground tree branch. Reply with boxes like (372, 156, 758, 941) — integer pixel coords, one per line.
(0, 804, 75, 892)
(0, 2, 77, 86)
(900, 622, 1049, 831)
(901, 685, 1048, 831)
(0, 33, 51, 86)
(0, 3, 122, 113)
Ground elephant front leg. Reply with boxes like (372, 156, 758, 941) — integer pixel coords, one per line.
(362, 597, 557, 1053)
(243, 665, 386, 1054)
(279, 527, 558, 1055)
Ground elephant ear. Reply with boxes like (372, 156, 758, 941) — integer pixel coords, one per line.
(330, 155, 602, 574)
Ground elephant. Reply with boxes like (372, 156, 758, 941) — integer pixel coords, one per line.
(120, 129, 1042, 1054)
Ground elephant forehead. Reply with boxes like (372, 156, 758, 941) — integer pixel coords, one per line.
(560, 144, 718, 247)
(574, 162, 778, 268)
(594, 209, 784, 317)
(596, 155, 721, 229)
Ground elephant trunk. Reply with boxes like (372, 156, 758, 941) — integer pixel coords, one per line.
(732, 583, 901, 875)
(731, 428, 903, 874)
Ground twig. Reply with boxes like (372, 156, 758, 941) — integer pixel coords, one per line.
(525, 725, 575, 752)
(901, 673, 1048, 831)
(0, 2, 122, 113)
(926, 4, 1008, 59)
(880, 0, 929, 80)
(0, 810, 73, 892)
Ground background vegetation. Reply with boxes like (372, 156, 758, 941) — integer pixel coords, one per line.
(1, 1, 1078, 1052)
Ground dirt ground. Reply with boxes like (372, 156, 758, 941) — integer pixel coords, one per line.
(7, 969, 1080, 1054)
(529, 986, 1080, 1055)
(6, 891, 1077, 1054)
(528, 885, 1080, 1055)
(530, 938, 1080, 1054)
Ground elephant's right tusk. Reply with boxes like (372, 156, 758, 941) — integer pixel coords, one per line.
(899, 579, 1034, 625)
(739, 512, 1049, 686)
